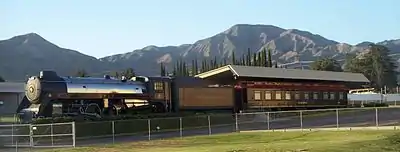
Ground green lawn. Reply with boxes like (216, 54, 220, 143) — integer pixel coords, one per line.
(0, 116, 18, 123)
(40, 130, 400, 152)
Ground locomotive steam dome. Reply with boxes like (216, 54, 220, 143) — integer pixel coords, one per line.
(25, 76, 42, 104)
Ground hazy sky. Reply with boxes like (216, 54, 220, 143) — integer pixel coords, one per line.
(2, 0, 399, 58)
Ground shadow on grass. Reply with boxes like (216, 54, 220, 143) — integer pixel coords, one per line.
(325, 131, 400, 152)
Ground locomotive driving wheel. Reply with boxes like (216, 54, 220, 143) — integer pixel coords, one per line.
(85, 103, 102, 116)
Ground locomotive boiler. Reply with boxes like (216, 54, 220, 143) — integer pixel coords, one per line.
(17, 71, 151, 118)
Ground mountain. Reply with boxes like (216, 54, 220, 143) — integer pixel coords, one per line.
(101, 24, 399, 72)
(1, 24, 400, 81)
(0, 33, 115, 81)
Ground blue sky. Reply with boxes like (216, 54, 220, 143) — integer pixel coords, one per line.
(2, 0, 399, 58)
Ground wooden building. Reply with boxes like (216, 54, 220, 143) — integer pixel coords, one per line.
(194, 65, 370, 111)
(0, 82, 25, 116)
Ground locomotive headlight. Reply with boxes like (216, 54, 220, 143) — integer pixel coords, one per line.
(29, 87, 34, 93)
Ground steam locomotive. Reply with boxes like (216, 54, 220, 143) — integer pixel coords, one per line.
(16, 69, 357, 120)
(16, 71, 169, 118)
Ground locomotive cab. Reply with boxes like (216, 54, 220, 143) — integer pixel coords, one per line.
(131, 76, 173, 113)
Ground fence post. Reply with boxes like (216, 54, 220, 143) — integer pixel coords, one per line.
(267, 112, 270, 130)
(179, 117, 182, 138)
(29, 124, 33, 147)
(72, 121, 76, 148)
(51, 123, 54, 147)
(15, 129, 18, 152)
(11, 123, 14, 146)
(148, 119, 151, 141)
(235, 113, 239, 132)
(112, 121, 115, 144)
(375, 108, 379, 127)
(300, 111, 303, 131)
(208, 115, 211, 135)
(336, 109, 339, 130)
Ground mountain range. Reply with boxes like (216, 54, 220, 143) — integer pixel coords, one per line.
(1, 24, 399, 81)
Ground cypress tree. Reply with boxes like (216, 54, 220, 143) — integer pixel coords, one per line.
(202, 59, 206, 72)
(247, 48, 251, 66)
(262, 48, 267, 67)
(253, 53, 257, 66)
(223, 58, 227, 65)
(232, 51, 236, 65)
(213, 56, 217, 68)
(200, 59, 203, 73)
(242, 54, 245, 66)
(178, 60, 181, 76)
(204, 59, 208, 71)
(194, 58, 198, 75)
(176, 61, 180, 76)
(180, 59, 184, 76)
(160, 62, 165, 76)
(209, 59, 212, 69)
(191, 60, 195, 76)
(183, 61, 187, 76)
(268, 49, 273, 67)
(173, 63, 177, 76)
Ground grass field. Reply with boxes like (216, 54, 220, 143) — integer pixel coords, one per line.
(40, 130, 400, 152)
(0, 116, 18, 123)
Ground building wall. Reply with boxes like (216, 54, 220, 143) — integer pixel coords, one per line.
(0, 92, 24, 115)
(178, 87, 234, 108)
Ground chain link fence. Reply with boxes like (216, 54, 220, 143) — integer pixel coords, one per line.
(2, 106, 400, 151)
(237, 107, 400, 132)
(74, 114, 237, 144)
(0, 122, 75, 152)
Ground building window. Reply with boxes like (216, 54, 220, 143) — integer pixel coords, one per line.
(339, 92, 344, 100)
(304, 92, 309, 100)
(313, 92, 319, 100)
(154, 82, 164, 91)
(265, 91, 272, 100)
(323, 92, 329, 100)
(330, 92, 335, 100)
(295, 91, 301, 100)
(254, 91, 261, 100)
(275, 91, 282, 100)
(285, 91, 291, 100)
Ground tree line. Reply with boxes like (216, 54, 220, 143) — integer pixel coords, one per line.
(72, 44, 398, 91)
(74, 68, 136, 80)
(167, 48, 278, 76)
(310, 44, 398, 91)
